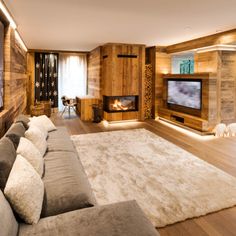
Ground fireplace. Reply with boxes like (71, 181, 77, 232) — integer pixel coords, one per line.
(103, 95, 139, 113)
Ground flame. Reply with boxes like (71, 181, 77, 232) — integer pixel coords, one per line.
(112, 99, 128, 111)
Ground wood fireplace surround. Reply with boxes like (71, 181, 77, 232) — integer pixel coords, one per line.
(101, 43, 145, 122)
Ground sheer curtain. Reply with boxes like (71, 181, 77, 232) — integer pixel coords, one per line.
(58, 53, 87, 110)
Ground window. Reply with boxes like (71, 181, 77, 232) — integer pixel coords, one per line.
(58, 53, 87, 110)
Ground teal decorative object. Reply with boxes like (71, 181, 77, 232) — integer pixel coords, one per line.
(180, 60, 194, 74)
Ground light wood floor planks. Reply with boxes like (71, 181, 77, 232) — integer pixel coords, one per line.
(51, 112, 236, 236)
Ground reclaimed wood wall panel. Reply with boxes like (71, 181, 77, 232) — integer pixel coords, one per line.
(87, 47, 102, 99)
(220, 51, 236, 122)
(155, 48, 171, 116)
(26, 52, 35, 114)
(0, 26, 27, 136)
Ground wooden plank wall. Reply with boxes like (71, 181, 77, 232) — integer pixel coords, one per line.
(194, 50, 236, 123)
(194, 51, 221, 124)
(155, 47, 171, 117)
(220, 51, 236, 123)
(87, 46, 102, 99)
(26, 52, 35, 113)
(0, 26, 27, 136)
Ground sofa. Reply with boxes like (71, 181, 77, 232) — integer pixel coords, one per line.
(0, 116, 159, 236)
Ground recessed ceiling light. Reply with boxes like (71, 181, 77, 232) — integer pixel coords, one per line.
(185, 27, 192, 30)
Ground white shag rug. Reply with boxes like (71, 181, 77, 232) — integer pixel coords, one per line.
(71, 128, 236, 227)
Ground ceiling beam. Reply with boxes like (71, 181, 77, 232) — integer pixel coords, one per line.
(165, 28, 236, 54)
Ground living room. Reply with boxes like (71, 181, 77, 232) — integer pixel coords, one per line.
(1, 0, 236, 236)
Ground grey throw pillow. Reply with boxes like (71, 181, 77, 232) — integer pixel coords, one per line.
(5, 134, 21, 150)
(5, 123, 26, 137)
(15, 115, 30, 130)
(0, 137, 17, 191)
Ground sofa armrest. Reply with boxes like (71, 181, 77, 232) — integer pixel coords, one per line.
(19, 200, 159, 236)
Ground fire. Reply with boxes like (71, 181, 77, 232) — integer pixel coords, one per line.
(112, 99, 128, 111)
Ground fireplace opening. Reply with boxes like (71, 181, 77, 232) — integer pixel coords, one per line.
(103, 95, 139, 113)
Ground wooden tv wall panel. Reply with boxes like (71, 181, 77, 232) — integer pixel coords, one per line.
(158, 73, 218, 132)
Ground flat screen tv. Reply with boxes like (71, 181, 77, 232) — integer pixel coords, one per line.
(167, 79, 202, 110)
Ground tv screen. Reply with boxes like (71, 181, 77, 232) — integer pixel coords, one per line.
(167, 80, 201, 110)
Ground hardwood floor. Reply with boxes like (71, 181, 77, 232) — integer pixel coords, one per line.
(51, 112, 236, 236)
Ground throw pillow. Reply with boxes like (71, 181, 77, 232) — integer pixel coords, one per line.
(0, 189, 18, 236)
(0, 137, 16, 191)
(5, 122, 26, 138)
(4, 155, 44, 224)
(25, 126, 47, 156)
(30, 115, 56, 132)
(28, 121, 48, 139)
(5, 133, 21, 150)
(17, 137, 44, 177)
(15, 115, 30, 129)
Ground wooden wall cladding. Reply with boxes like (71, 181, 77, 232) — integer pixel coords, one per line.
(220, 51, 236, 122)
(103, 111, 139, 122)
(87, 47, 102, 99)
(102, 43, 145, 121)
(194, 50, 236, 123)
(102, 44, 143, 96)
(194, 51, 220, 73)
(27, 52, 35, 114)
(155, 49, 171, 116)
(0, 26, 27, 136)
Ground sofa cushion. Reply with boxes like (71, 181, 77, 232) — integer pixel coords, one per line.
(30, 115, 56, 132)
(0, 189, 18, 236)
(47, 127, 76, 153)
(5, 133, 21, 150)
(4, 155, 44, 224)
(28, 122, 48, 140)
(5, 123, 26, 149)
(15, 114, 30, 129)
(0, 137, 16, 191)
(47, 137, 76, 153)
(17, 137, 44, 177)
(47, 126, 69, 140)
(5, 122, 26, 138)
(41, 151, 96, 217)
(25, 126, 47, 156)
(19, 200, 159, 236)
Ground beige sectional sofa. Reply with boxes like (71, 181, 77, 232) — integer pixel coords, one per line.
(0, 117, 159, 236)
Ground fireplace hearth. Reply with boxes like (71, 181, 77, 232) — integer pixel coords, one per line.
(103, 95, 139, 113)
